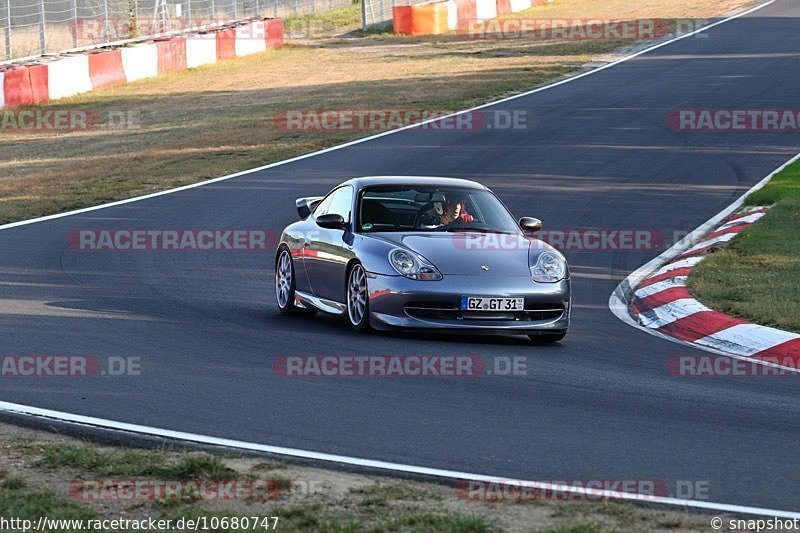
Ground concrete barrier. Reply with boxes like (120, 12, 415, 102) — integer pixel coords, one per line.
(28, 64, 50, 104)
(3, 66, 34, 107)
(216, 27, 237, 60)
(235, 20, 268, 56)
(48, 55, 93, 100)
(186, 33, 218, 68)
(0, 17, 284, 108)
(266, 19, 284, 50)
(88, 49, 126, 89)
(509, 0, 532, 11)
(395, 0, 546, 35)
(121, 43, 159, 82)
(475, 0, 498, 22)
(156, 38, 187, 73)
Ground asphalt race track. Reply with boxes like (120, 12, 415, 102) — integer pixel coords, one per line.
(2, 0, 799, 512)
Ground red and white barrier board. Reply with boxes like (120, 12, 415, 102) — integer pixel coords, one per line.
(88, 50, 126, 89)
(266, 19, 284, 49)
(0, 17, 284, 109)
(509, 0, 532, 12)
(48, 55, 93, 100)
(156, 38, 187, 74)
(445, 0, 458, 31)
(120, 43, 159, 82)
(186, 33, 218, 68)
(235, 20, 268, 57)
(395, 0, 540, 35)
(475, 0, 497, 23)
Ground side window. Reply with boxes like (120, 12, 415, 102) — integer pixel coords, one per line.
(313, 192, 334, 216)
(318, 186, 354, 223)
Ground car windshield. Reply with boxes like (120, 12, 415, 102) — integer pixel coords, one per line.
(358, 185, 521, 233)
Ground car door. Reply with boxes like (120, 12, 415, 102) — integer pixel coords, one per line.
(289, 195, 331, 294)
(305, 185, 355, 304)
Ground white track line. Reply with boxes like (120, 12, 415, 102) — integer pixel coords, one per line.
(0, 0, 794, 516)
(1, 399, 798, 518)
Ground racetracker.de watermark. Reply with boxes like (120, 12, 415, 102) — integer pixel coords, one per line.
(455, 479, 709, 501)
(73, 17, 264, 40)
(667, 109, 800, 131)
(0, 356, 141, 377)
(458, 18, 673, 40)
(273, 355, 528, 377)
(451, 229, 665, 252)
(67, 229, 279, 251)
(667, 355, 800, 377)
(69, 479, 282, 501)
(0, 109, 140, 132)
(273, 109, 530, 131)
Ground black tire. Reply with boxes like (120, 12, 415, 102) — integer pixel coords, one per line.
(275, 248, 302, 315)
(528, 331, 567, 344)
(346, 262, 371, 332)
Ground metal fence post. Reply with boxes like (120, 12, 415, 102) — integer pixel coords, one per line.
(38, 0, 46, 54)
(4, 0, 11, 59)
(103, 0, 110, 40)
(210, 0, 215, 19)
(186, 0, 192, 25)
(361, 0, 367, 32)
(70, 0, 78, 47)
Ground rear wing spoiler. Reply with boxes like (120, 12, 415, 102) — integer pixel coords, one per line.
(296, 196, 324, 219)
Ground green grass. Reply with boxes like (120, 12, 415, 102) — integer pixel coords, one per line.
(688, 160, 800, 332)
(0, 471, 96, 523)
(35, 445, 237, 480)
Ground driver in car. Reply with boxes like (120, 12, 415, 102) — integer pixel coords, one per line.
(421, 193, 474, 227)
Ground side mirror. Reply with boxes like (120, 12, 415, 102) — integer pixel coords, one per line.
(316, 213, 347, 229)
(296, 196, 323, 219)
(519, 217, 542, 232)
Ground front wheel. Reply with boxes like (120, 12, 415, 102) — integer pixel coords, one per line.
(529, 332, 566, 344)
(346, 263, 371, 332)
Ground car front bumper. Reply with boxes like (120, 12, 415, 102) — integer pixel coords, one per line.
(366, 272, 570, 334)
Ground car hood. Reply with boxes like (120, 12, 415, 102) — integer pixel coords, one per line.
(373, 232, 537, 276)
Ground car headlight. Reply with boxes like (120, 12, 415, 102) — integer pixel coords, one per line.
(389, 248, 442, 281)
(530, 252, 567, 283)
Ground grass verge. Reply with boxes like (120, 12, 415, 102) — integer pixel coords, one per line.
(687, 160, 800, 332)
(0, 422, 726, 532)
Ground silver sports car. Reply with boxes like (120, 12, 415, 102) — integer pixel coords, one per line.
(275, 176, 571, 343)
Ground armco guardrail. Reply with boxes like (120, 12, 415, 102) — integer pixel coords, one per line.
(393, 0, 550, 35)
(0, 17, 283, 108)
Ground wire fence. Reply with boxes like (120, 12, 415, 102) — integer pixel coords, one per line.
(361, 0, 388, 29)
(1, 0, 351, 62)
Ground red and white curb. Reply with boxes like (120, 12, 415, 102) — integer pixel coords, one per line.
(611, 154, 800, 373)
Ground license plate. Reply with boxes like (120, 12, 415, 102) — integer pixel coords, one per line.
(460, 296, 524, 311)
